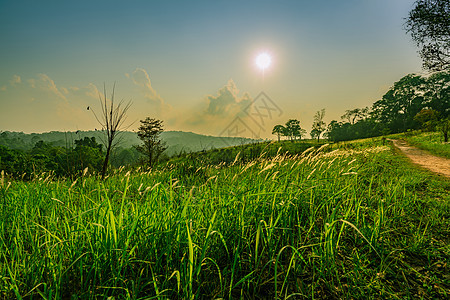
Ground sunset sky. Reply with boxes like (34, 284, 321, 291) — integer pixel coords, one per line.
(0, 0, 423, 139)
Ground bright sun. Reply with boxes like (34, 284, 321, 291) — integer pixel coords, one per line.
(255, 52, 271, 70)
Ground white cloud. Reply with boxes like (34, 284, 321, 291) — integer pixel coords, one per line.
(0, 73, 102, 132)
(131, 68, 163, 102)
(206, 79, 251, 116)
(171, 79, 257, 136)
(128, 67, 172, 120)
(36, 73, 67, 101)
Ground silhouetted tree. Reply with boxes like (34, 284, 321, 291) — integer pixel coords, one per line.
(341, 107, 369, 124)
(285, 119, 302, 141)
(272, 124, 285, 142)
(91, 84, 132, 179)
(372, 74, 425, 133)
(136, 117, 167, 167)
(405, 0, 450, 71)
(311, 109, 326, 142)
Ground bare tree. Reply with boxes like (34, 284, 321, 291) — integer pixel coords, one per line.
(311, 109, 326, 142)
(91, 83, 132, 179)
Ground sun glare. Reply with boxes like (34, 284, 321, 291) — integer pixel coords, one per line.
(255, 52, 271, 70)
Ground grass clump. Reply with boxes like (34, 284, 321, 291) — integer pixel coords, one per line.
(0, 139, 449, 299)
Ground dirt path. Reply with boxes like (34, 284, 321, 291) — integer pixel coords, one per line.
(390, 139, 450, 178)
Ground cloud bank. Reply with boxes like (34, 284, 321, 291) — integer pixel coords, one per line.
(173, 79, 259, 137)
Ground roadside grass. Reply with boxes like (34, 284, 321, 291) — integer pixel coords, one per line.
(0, 139, 449, 299)
(388, 131, 450, 159)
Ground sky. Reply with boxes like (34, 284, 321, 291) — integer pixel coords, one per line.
(0, 0, 423, 139)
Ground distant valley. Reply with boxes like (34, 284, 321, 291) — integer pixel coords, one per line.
(0, 130, 260, 156)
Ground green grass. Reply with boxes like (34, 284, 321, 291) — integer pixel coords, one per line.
(0, 139, 449, 299)
(404, 131, 450, 159)
(388, 131, 450, 159)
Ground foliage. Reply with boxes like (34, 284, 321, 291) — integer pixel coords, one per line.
(272, 119, 306, 142)
(110, 147, 143, 168)
(284, 119, 302, 140)
(0, 137, 104, 179)
(405, 0, 450, 71)
(341, 107, 370, 124)
(136, 117, 167, 167)
(0, 130, 257, 157)
(272, 124, 285, 142)
(372, 74, 426, 133)
(327, 72, 449, 142)
(414, 108, 440, 131)
(437, 117, 450, 142)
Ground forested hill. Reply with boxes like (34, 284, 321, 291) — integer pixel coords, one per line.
(0, 130, 259, 155)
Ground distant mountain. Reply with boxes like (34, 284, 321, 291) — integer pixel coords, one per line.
(0, 130, 260, 155)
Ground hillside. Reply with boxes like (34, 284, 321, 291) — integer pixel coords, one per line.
(0, 130, 259, 156)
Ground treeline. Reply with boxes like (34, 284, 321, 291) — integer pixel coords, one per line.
(0, 137, 141, 179)
(0, 130, 257, 155)
(327, 71, 449, 141)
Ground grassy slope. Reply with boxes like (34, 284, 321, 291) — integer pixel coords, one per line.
(0, 138, 449, 299)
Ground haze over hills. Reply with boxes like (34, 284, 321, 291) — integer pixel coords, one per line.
(0, 130, 260, 156)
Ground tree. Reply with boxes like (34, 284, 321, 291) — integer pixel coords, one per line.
(371, 74, 425, 133)
(298, 128, 308, 140)
(74, 137, 103, 152)
(311, 109, 326, 142)
(285, 119, 301, 141)
(405, 0, 450, 71)
(414, 108, 440, 131)
(272, 124, 286, 142)
(136, 117, 167, 167)
(341, 107, 369, 124)
(438, 118, 450, 142)
(422, 71, 450, 119)
(310, 129, 320, 141)
(73, 137, 104, 174)
(91, 84, 132, 180)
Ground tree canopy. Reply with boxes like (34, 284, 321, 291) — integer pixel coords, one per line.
(326, 71, 449, 142)
(405, 0, 450, 71)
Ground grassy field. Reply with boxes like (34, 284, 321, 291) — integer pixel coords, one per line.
(1, 138, 449, 299)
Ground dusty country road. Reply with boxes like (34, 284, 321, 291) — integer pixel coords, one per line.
(390, 139, 450, 179)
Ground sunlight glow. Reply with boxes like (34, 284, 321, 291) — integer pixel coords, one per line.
(255, 52, 271, 70)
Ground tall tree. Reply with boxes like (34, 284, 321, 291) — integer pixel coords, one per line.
(422, 71, 450, 119)
(405, 0, 450, 71)
(91, 84, 132, 179)
(272, 124, 286, 142)
(371, 74, 425, 133)
(311, 109, 326, 142)
(136, 117, 167, 167)
(341, 107, 369, 124)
